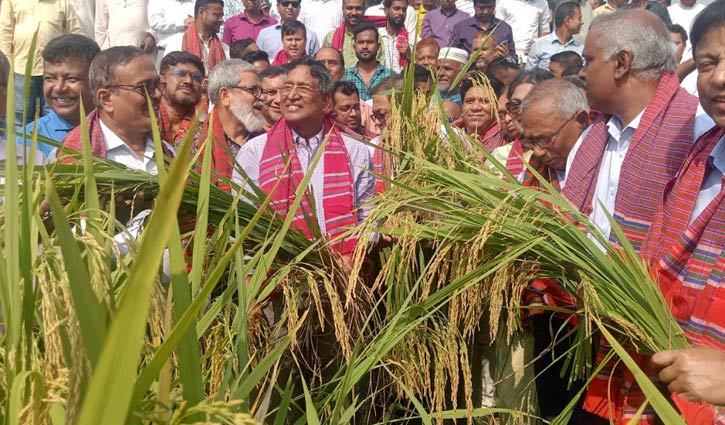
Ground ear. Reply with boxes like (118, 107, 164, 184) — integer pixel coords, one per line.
(321, 93, 333, 114)
(96, 88, 114, 114)
(219, 87, 231, 108)
(612, 50, 633, 80)
(575, 109, 589, 127)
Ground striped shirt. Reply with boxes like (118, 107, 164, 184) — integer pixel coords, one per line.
(343, 63, 392, 101)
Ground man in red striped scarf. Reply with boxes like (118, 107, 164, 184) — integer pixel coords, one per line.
(194, 59, 265, 191)
(233, 56, 375, 255)
(562, 8, 716, 424)
(641, 1, 725, 423)
(158, 51, 205, 148)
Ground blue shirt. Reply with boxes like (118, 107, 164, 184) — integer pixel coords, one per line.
(525, 32, 583, 71)
(22, 111, 75, 157)
(256, 23, 320, 59)
(343, 63, 392, 101)
(691, 134, 725, 224)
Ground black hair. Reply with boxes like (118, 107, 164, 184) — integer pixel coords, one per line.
(383, 0, 408, 8)
(243, 50, 270, 65)
(42, 34, 101, 66)
(473, 0, 496, 6)
(561, 62, 582, 77)
(549, 50, 583, 68)
(413, 63, 433, 84)
(89, 46, 148, 105)
(690, 0, 725, 52)
(160, 51, 205, 76)
(554, 1, 580, 28)
(229, 38, 258, 59)
(281, 19, 307, 38)
(260, 65, 288, 79)
(194, 0, 224, 17)
(333, 80, 360, 97)
(506, 68, 554, 99)
(667, 23, 688, 44)
(353, 22, 379, 40)
(460, 72, 505, 100)
(487, 57, 519, 74)
(287, 57, 334, 94)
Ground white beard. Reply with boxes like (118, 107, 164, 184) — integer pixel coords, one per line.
(230, 99, 264, 134)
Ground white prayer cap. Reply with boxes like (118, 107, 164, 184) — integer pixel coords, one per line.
(437, 47, 469, 64)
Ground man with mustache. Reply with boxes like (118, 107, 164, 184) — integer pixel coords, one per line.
(325, 0, 382, 68)
(164, 0, 229, 74)
(222, 0, 277, 44)
(158, 51, 205, 148)
(22, 34, 100, 159)
(343, 22, 392, 101)
(233, 56, 375, 255)
(196, 59, 265, 191)
(379, 0, 412, 73)
(259, 66, 287, 131)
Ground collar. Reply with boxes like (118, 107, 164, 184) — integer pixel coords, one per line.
(710, 134, 725, 175)
(548, 32, 577, 46)
(439, 7, 460, 16)
(99, 118, 151, 155)
(473, 17, 499, 30)
(240, 12, 272, 23)
(46, 110, 76, 130)
(291, 128, 324, 147)
(606, 108, 645, 141)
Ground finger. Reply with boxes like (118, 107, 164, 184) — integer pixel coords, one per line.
(658, 364, 680, 384)
(651, 349, 680, 368)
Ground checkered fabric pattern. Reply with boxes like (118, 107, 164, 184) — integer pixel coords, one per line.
(343, 64, 393, 101)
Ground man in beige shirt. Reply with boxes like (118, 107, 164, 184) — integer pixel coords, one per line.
(0, 0, 83, 125)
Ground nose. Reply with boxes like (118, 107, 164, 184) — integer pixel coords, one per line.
(55, 77, 68, 92)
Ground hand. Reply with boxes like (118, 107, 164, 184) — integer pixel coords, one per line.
(651, 346, 725, 405)
(184, 16, 195, 29)
(494, 42, 508, 58)
(398, 41, 411, 58)
(142, 32, 157, 53)
(115, 190, 154, 227)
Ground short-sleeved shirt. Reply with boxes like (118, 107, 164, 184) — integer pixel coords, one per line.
(525, 32, 583, 70)
(23, 110, 75, 157)
(450, 16, 516, 61)
(420, 7, 471, 48)
(322, 28, 385, 69)
(343, 63, 393, 101)
(222, 12, 277, 45)
(495, 0, 551, 62)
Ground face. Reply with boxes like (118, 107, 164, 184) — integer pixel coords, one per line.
(423, 0, 437, 9)
(243, 0, 262, 12)
(696, 26, 725, 128)
(343, 0, 365, 27)
(566, 8, 584, 35)
(474, 2, 496, 22)
(43, 58, 93, 125)
(521, 103, 584, 171)
(277, 0, 301, 21)
(440, 0, 456, 9)
(315, 48, 345, 82)
(162, 62, 203, 109)
(679, 0, 696, 6)
(549, 61, 565, 78)
(498, 93, 518, 140)
(581, 29, 617, 113)
(281, 65, 329, 126)
(282, 29, 306, 60)
(508, 82, 533, 135)
(224, 70, 264, 133)
(437, 59, 463, 92)
(670, 32, 686, 64)
(261, 74, 285, 123)
(199, 3, 224, 34)
(461, 86, 495, 134)
(384, 0, 407, 28)
(416, 45, 439, 69)
(354, 29, 381, 63)
(371, 94, 391, 127)
(99, 55, 164, 134)
(472, 36, 497, 71)
(333, 91, 362, 129)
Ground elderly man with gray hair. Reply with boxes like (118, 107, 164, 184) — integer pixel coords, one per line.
(560, 8, 716, 424)
(233, 56, 375, 256)
(194, 58, 265, 191)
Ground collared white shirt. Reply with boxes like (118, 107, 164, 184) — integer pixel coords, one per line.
(232, 126, 376, 234)
(147, 0, 196, 49)
(95, 0, 153, 49)
(691, 134, 725, 223)
(495, 0, 551, 62)
(99, 119, 158, 173)
(378, 27, 405, 73)
(298, 0, 343, 44)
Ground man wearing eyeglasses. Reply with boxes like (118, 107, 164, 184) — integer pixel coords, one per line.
(257, 0, 320, 60)
(60, 46, 172, 171)
(196, 59, 265, 191)
(158, 51, 206, 148)
(259, 65, 287, 131)
(233, 56, 375, 256)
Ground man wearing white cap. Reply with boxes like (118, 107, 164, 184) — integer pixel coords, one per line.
(437, 46, 468, 105)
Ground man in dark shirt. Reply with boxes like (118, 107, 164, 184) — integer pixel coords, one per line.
(450, 0, 516, 60)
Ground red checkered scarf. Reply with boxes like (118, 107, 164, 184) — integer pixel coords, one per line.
(60, 109, 174, 164)
(453, 119, 505, 153)
(194, 108, 234, 192)
(271, 47, 307, 66)
(521, 155, 561, 192)
(336, 123, 387, 194)
(159, 102, 194, 148)
(331, 16, 393, 50)
(562, 71, 699, 252)
(182, 22, 226, 72)
(259, 118, 358, 255)
(505, 139, 525, 177)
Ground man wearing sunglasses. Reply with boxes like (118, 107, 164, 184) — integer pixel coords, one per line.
(196, 59, 265, 191)
(257, 0, 320, 60)
(158, 51, 206, 148)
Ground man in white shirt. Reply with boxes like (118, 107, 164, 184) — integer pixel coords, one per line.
(667, 0, 705, 61)
(376, 0, 413, 73)
(148, 0, 196, 58)
(69, 0, 95, 38)
(495, 0, 551, 63)
(299, 0, 344, 44)
(95, 0, 156, 52)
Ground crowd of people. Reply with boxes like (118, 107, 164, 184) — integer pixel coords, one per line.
(0, 0, 724, 423)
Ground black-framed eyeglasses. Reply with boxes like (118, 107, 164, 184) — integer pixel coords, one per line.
(337, 103, 361, 114)
(520, 116, 575, 149)
(371, 110, 389, 122)
(228, 85, 262, 98)
(280, 1, 300, 7)
(261, 88, 281, 97)
(506, 100, 521, 116)
(169, 68, 204, 84)
(106, 80, 167, 96)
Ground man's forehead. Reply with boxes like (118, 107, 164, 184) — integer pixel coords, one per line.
(262, 75, 285, 86)
(116, 56, 158, 82)
(334, 92, 358, 103)
(239, 70, 259, 83)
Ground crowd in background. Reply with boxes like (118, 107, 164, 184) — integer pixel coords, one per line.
(0, 0, 724, 423)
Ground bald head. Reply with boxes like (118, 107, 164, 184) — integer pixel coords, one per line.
(315, 47, 345, 81)
(586, 8, 675, 80)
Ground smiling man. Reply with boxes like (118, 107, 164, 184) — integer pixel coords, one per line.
(233, 56, 375, 255)
(164, 0, 229, 74)
(23, 34, 100, 158)
(259, 66, 287, 130)
(158, 51, 205, 148)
